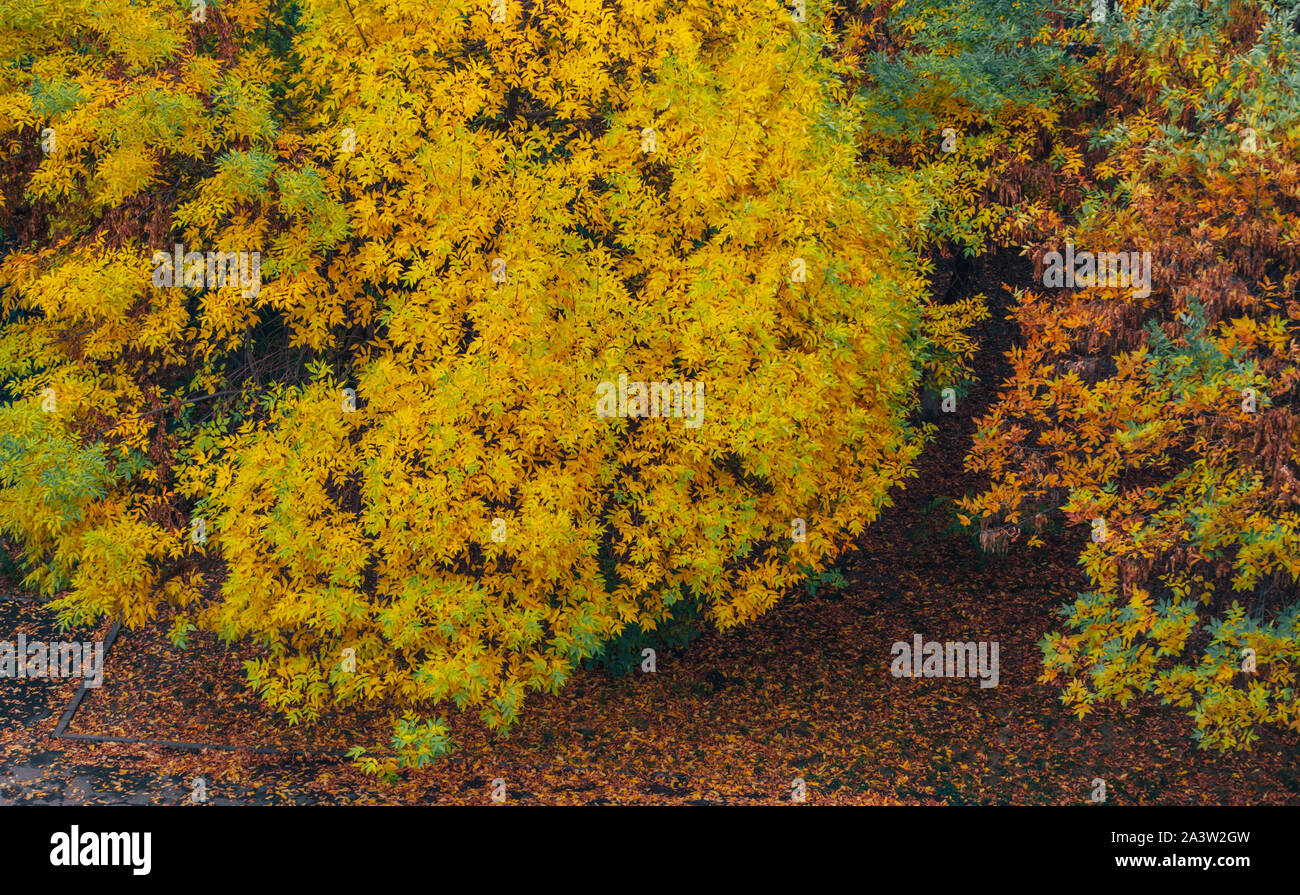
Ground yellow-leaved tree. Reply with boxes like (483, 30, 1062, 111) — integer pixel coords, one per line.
(1, 0, 954, 767)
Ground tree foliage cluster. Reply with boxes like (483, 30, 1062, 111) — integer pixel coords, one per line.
(0, 0, 976, 767)
(956, 0, 1300, 748)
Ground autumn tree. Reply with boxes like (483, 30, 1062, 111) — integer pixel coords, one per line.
(0, 0, 965, 767)
(963, 0, 1300, 749)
